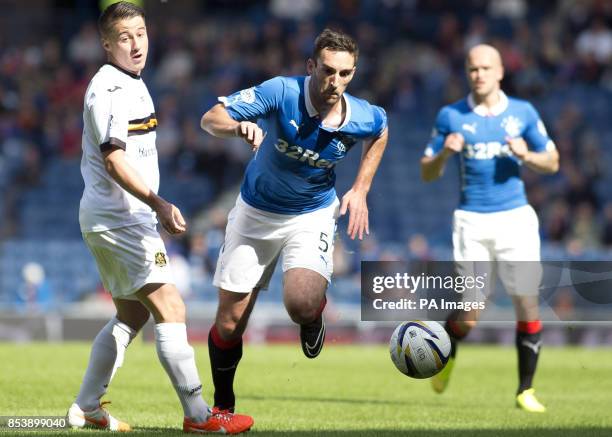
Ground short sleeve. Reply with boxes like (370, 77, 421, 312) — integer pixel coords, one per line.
(88, 86, 128, 152)
(218, 76, 285, 121)
(371, 105, 388, 137)
(424, 107, 451, 157)
(522, 103, 556, 153)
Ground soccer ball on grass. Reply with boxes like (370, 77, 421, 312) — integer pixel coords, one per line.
(389, 320, 451, 379)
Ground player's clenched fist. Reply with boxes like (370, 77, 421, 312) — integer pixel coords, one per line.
(443, 132, 465, 154)
(235, 121, 264, 151)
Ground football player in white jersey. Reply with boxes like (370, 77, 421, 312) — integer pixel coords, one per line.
(421, 44, 559, 413)
(68, 2, 252, 433)
(200, 29, 388, 418)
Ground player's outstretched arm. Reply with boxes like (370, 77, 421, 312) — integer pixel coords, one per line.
(103, 148, 186, 234)
(507, 137, 560, 174)
(200, 103, 264, 151)
(340, 127, 388, 240)
(420, 132, 464, 182)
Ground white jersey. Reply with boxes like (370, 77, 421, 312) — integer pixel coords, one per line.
(79, 63, 159, 232)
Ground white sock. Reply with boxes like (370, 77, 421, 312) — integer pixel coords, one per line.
(155, 323, 209, 422)
(76, 317, 136, 410)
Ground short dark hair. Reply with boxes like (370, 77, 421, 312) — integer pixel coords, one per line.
(98, 1, 145, 38)
(312, 28, 359, 65)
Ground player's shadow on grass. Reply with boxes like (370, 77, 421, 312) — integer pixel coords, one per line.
(242, 394, 397, 405)
(43, 426, 612, 437)
(248, 429, 612, 437)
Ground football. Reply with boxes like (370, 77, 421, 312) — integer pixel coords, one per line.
(389, 320, 452, 379)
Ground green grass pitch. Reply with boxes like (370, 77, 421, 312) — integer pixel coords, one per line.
(1, 342, 611, 436)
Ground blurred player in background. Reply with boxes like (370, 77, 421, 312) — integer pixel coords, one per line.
(201, 28, 388, 416)
(420, 44, 559, 412)
(68, 2, 252, 433)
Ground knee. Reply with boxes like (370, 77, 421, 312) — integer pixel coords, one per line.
(116, 309, 150, 332)
(138, 283, 186, 323)
(158, 297, 186, 323)
(285, 301, 319, 325)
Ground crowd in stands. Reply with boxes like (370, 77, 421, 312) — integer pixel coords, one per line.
(1, 0, 612, 302)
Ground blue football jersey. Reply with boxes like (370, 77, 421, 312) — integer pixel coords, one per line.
(424, 92, 556, 213)
(219, 76, 387, 214)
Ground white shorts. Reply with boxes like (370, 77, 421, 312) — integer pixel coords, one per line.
(213, 195, 339, 293)
(83, 223, 174, 300)
(452, 205, 542, 296)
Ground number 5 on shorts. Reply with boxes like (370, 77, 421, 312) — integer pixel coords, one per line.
(319, 232, 329, 253)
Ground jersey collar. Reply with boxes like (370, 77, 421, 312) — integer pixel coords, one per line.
(468, 90, 508, 117)
(304, 76, 351, 130)
(105, 62, 141, 80)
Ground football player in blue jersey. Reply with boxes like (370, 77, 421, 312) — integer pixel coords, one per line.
(421, 44, 559, 413)
(200, 29, 388, 415)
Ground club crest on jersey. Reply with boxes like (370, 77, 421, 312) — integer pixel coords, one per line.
(336, 133, 356, 152)
(154, 252, 168, 267)
(501, 116, 522, 138)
